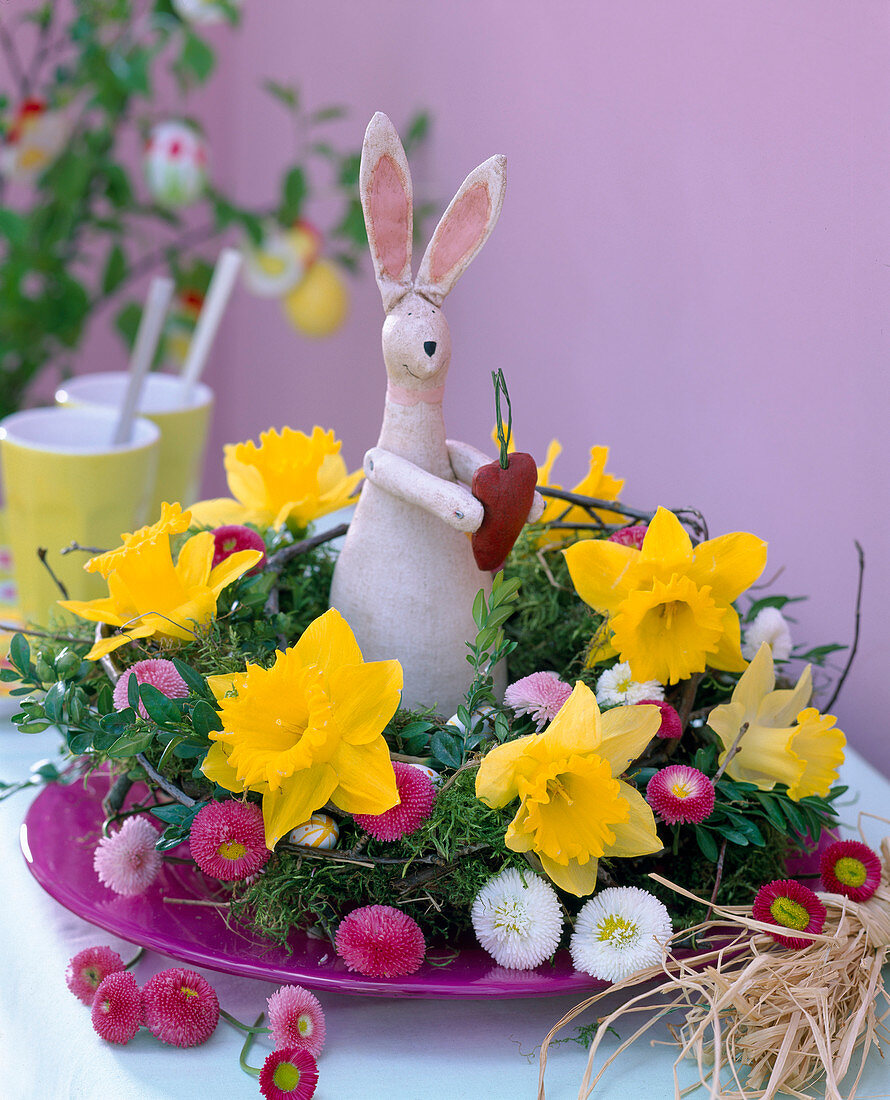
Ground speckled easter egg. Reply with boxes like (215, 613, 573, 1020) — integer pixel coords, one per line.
(288, 813, 339, 850)
(408, 763, 443, 787)
(144, 121, 207, 208)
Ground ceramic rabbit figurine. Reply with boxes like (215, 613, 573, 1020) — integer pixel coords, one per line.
(329, 112, 542, 713)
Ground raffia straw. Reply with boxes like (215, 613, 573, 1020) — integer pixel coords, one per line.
(538, 837, 890, 1100)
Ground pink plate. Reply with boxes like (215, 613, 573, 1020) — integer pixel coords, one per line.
(21, 774, 609, 998)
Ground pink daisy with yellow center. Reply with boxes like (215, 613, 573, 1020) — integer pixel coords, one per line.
(335, 904, 426, 977)
(259, 1048, 319, 1100)
(142, 967, 219, 1047)
(645, 765, 715, 825)
(637, 699, 683, 739)
(93, 816, 162, 896)
(91, 970, 143, 1044)
(267, 985, 326, 1058)
(66, 945, 126, 1006)
(211, 525, 266, 574)
(752, 879, 827, 949)
(353, 761, 435, 842)
(820, 839, 882, 902)
(189, 799, 270, 881)
(113, 658, 189, 719)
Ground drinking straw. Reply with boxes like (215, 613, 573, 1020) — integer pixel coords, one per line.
(112, 276, 175, 446)
(179, 247, 243, 402)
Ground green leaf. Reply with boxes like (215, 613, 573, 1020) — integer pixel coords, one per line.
(0, 209, 28, 246)
(139, 683, 184, 726)
(778, 797, 807, 836)
(714, 824, 749, 846)
(0, 668, 20, 682)
(42, 681, 66, 725)
(797, 643, 846, 663)
(9, 634, 30, 675)
(279, 166, 307, 223)
(150, 803, 195, 825)
(96, 682, 114, 716)
(107, 728, 155, 758)
(102, 243, 128, 295)
(100, 708, 137, 736)
(179, 32, 216, 84)
(471, 588, 487, 629)
(115, 301, 143, 350)
(430, 730, 462, 770)
(403, 111, 431, 154)
(263, 79, 298, 110)
(745, 595, 806, 621)
(171, 658, 213, 700)
(191, 699, 223, 738)
(693, 825, 719, 861)
(751, 791, 786, 832)
(310, 105, 346, 124)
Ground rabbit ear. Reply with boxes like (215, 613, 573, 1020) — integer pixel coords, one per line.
(415, 154, 506, 307)
(360, 112, 414, 311)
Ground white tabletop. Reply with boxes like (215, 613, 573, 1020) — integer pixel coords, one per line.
(2, 719, 888, 1100)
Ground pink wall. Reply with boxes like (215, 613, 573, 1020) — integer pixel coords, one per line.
(82, 1, 890, 772)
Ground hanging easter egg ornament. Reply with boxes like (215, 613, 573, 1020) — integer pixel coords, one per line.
(243, 229, 303, 298)
(0, 99, 68, 181)
(471, 370, 539, 571)
(163, 287, 204, 367)
(282, 258, 348, 337)
(287, 812, 340, 850)
(172, 0, 242, 25)
(144, 121, 208, 208)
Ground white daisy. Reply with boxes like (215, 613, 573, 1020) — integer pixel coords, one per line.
(742, 607, 793, 661)
(595, 662, 664, 706)
(471, 867, 563, 969)
(570, 886, 672, 982)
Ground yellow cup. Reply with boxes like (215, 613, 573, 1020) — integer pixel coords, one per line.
(56, 372, 213, 520)
(0, 407, 159, 626)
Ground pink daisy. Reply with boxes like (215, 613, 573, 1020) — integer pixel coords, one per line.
(637, 699, 683, 739)
(91, 970, 143, 1044)
(646, 765, 715, 825)
(820, 839, 882, 902)
(142, 967, 219, 1047)
(66, 945, 126, 1006)
(259, 1048, 318, 1100)
(608, 524, 648, 549)
(211, 524, 266, 573)
(335, 904, 426, 977)
(504, 671, 573, 731)
(353, 762, 435, 842)
(93, 816, 162, 896)
(267, 985, 326, 1058)
(189, 800, 270, 881)
(113, 658, 188, 719)
(752, 879, 827, 950)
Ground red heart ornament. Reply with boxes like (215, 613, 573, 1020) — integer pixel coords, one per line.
(471, 451, 538, 572)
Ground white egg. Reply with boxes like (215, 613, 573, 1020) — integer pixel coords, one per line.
(407, 763, 443, 786)
(287, 812, 339, 849)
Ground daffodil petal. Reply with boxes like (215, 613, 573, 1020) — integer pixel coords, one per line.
(706, 699, 746, 755)
(538, 439, 562, 485)
(84, 623, 154, 660)
(187, 497, 252, 528)
(689, 531, 767, 604)
(537, 852, 599, 897)
(176, 532, 214, 589)
(787, 709, 845, 800)
(732, 642, 775, 717)
(200, 741, 243, 792)
(261, 763, 338, 848)
(704, 606, 747, 673)
(206, 672, 248, 700)
(563, 539, 636, 615)
(540, 682, 603, 757)
(329, 738, 400, 815)
(209, 548, 264, 596)
(638, 507, 693, 566)
(56, 597, 124, 626)
(605, 783, 663, 858)
(225, 457, 268, 515)
(597, 703, 662, 775)
(293, 607, 365, 674)
(719, 722, 801, 790)
(758, 664, 813, 728)
(475, 735, 534, 809)
(329, 659, 402, 745)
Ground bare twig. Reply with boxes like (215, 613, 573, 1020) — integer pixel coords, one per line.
(824, 541, 864, 713)
(0, 17, 28, 96)
(60, 541, 107, 557)
(135, 752, 197, 807)
(36, 548, 69, 599)
(703, 838, 728, 923)
(266, 524, 349, 574)
(712, 722, 749, 785)
(676, 671, 704, 735)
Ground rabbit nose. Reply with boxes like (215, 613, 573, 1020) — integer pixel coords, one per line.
(423, 341, 437, 358)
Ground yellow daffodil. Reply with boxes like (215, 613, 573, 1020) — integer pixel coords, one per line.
(493, 427, 626, 538)
(59, 524, 261, 661)
(564, 506, 767, 684)
(202, 608, 402, 848)
(708, 642, 845, 800)
(189, 426, 362, 530)
(475, 681, 662, 896)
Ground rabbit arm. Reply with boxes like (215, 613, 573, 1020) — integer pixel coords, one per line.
(446, 439, 494, 486)
(447, 439, 546, 524)
(363, 447, 484, 533)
